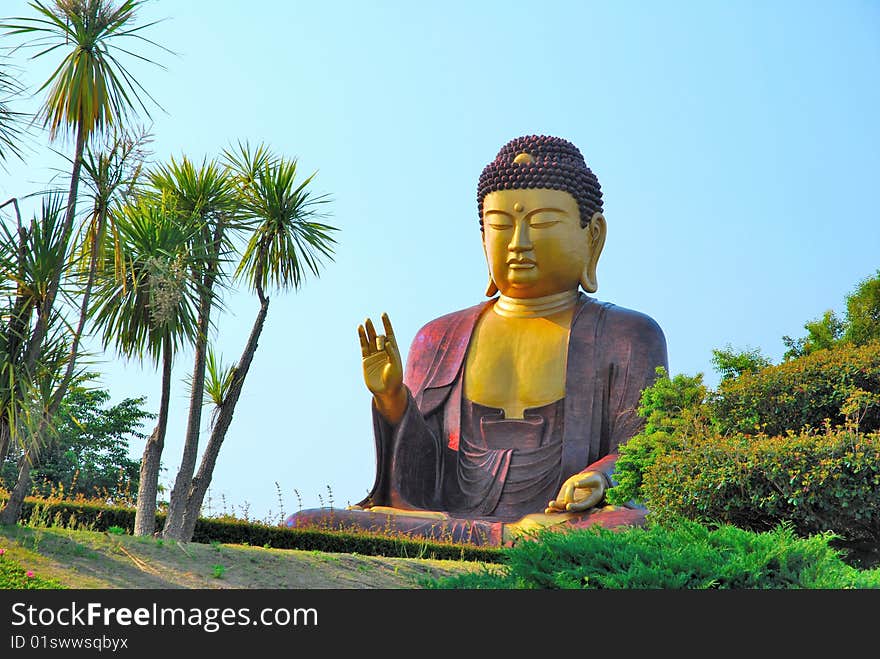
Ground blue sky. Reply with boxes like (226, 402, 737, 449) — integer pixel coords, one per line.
(2, 1, 878, 521)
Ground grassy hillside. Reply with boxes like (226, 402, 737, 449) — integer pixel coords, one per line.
(0, 524, 493, 589)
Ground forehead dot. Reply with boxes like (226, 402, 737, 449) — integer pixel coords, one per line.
(513, 202, 524, 212)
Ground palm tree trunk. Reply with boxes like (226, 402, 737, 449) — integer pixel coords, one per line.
(1, 198, 32, 467)
(1, 202, 105, 528)
(0, 450, 33, 525)
(133, 336, 172, 536)
(164, 225, 222, 539)
(0, 390, 58, 523)
(179, 408, 229, 541)
(47, 213, 103, 417)
(178, 289, 270, 541)
(0, 420, 9, 466)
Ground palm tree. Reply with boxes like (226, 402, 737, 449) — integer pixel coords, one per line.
(0, 130, 149, 524)
(51, 127, 152, 409)
(168, 143, 337, 541)
(142, 156, 238, 540)
(89, 196, 202, 535)
(0, 194, 78, 524)
(1, 0, 167, 406)
(0, 317, 77, 525)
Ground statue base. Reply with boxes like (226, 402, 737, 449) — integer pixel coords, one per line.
(285, 505, 648, 547)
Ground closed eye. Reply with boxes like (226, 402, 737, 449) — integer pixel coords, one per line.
(527, 208, 566, 228)
(488, 222, 513, 230)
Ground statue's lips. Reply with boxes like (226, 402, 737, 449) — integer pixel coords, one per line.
(507, 260, 536, 269)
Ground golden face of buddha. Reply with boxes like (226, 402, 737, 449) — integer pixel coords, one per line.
(482, 188, 604, 299)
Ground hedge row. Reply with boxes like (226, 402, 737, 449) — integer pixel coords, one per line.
(4, 498, 504, 563)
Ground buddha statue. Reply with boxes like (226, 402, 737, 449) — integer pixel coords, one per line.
(286, 135, 668, 545)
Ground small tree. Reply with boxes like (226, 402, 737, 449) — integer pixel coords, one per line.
(711, 344, 772, 381)
(2, 381, 151, 502)
(163, 143, 338, 541)
(89, 197, 203, 535)
(782, 310, 844, 360)
(0, 195, 81, 524)
(146, 156, 238, 540)
(844, 269, 880, 346)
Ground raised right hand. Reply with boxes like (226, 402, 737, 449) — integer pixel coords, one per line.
(358, 312, 407, 423)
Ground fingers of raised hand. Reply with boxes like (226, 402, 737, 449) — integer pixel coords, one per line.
(358, 324, 371, 357)
(365, 318, 378, 348)
(381, 312, 395, 341)
(362, 316, 397, 354)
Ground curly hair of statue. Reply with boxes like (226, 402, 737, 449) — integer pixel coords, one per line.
(477, 134, 603, 229)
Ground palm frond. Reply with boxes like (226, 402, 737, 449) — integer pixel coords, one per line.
(76, 125, 153, 280)
(0, 0, 170, 141)
(202, 346, 234, 427)
(88, 195, 207, 366)
(0, 55, 28, 166)
(224, 144, 337, 293)
(0, 193, 70, 309)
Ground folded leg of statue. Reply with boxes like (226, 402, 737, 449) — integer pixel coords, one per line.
(285, 504, 648, 548)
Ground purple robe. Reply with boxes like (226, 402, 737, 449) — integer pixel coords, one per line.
(359, 294, 668, 516)
(287, 294, 667, 545)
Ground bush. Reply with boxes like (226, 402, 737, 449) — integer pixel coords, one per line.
(712, 340, 880, 437)
(610, 344, 880, 545)
(427, 519, 880, 589)
(608, 367, 713, 506)
(639, 428, 880, 544)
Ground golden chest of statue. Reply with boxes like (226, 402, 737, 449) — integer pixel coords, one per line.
(463, 304, 573, 419)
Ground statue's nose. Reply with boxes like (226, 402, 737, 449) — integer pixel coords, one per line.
(508, 220, 532, 252)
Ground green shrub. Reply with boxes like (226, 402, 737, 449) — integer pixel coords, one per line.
(610, 345, 880, 543)
(712, 340, 880, 437)
(427, 520, 880, 589)
(191, 515, 501, 561)
(608, 367, 712, 506)
(640, 428, 880, 544)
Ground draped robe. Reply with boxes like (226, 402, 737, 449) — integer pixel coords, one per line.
(288, 294, 668, 545)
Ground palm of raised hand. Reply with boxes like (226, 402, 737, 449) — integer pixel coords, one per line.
(358, 313, 403, 397)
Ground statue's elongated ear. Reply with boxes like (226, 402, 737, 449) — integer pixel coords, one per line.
(481, 226, 499, 297)
(580, 212, 606, 294)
